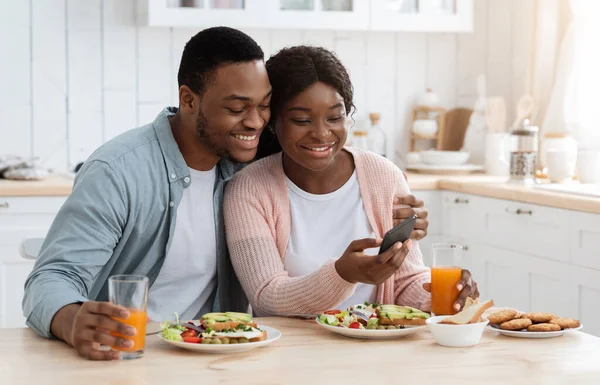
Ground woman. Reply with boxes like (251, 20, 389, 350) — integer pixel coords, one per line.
(224, 46, 478, 316)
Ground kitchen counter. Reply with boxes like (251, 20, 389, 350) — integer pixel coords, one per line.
(0, 173, 74, 197)
(2, 172, 598, 214)
(1, 317, 600, 384)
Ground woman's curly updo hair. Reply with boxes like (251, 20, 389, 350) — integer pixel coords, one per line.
(255, 45, 355, 159)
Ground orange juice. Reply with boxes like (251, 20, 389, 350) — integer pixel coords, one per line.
(431, 266, 462, 315)
(111, 308, 147, 352)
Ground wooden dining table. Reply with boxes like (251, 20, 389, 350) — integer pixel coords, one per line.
(2, 317, 600, 384)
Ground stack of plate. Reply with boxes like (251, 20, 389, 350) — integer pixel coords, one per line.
(406, 150, 483, 174)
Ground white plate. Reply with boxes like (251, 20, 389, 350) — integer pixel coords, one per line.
(315, 318, 426, 340)
(482, 307, 583, 339)
(406, 163, 484, 175)
(486, 324, 583, 339)
(158, 325, 281, 353)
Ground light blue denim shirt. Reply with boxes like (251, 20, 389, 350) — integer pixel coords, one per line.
(22, 107, 249, 338)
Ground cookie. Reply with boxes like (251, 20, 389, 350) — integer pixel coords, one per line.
(500, 318, 532, 330)
(487, 309, 518, 324)
(549, 318, 581, 329)
(521, 312, 555, 323)
(527, 323, 561, 332)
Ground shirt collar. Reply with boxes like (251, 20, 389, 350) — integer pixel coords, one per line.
(153, 107, 189, 184)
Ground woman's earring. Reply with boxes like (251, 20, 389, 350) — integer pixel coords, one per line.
(269, 125, 276, 134)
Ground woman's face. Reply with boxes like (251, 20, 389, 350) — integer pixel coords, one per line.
(276, 82, 349, 172)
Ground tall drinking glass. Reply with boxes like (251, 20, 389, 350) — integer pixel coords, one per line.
(431, 244, 463, 316)
(108, 275, 149, 360)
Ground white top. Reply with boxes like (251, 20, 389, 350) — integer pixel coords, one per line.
(147, 166, 217, 322)
(283, 171, 378, 310)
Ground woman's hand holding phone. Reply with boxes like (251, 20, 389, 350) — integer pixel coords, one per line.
(335, 238, 413, 285)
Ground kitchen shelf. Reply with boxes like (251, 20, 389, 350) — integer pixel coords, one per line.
(137, 0, 474, 32)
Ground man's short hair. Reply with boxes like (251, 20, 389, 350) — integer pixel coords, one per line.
(177, 26, 264, 95)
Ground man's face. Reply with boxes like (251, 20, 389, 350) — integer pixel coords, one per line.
(193, 60, 272, 163)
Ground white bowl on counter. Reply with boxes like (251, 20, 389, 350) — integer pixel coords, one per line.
(412, 119, 438, 137)
(426, 316, 489, 347)
(421, 150, 470, 166)
(405, 152, 421, 165)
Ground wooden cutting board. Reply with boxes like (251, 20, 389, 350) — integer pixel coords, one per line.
(438, 107, 473, 151)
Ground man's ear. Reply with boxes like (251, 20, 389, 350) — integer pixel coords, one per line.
(178, 85, 196, 112)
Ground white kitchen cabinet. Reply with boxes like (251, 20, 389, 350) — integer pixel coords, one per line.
(410, 190, 441, 268)
(137, 0, 473, 32)
(481, 245, 578, 317)
(573, 265, 600, 337)
(265, 0, 370, 31)
(137, 0, 268, 29)
(441, 191, 484, 240)
(138, 0, 368, 30)
(0, 196, 66, 328)
(0, 261, 35, 328)
(369, 0, 473, 32)
(569, 211, 600, 270)
(480, 197, 571, 263)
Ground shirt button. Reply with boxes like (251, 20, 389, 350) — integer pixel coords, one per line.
(169, 201, 174, 207)
(170, 173, 176, 179)
(184, 177, 190, 183)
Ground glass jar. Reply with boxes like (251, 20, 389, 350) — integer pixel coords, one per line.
(368, 112, 387, 157)
(508, 119, 539, 184)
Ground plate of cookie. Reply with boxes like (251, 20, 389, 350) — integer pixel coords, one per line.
(484, 308, 582, 338)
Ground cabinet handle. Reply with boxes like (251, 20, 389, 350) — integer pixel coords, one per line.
(453, 198, 469, 204)
(505, 207, 533, 215)
(463, 245, 469, 251)
(0, 202, 8, 209)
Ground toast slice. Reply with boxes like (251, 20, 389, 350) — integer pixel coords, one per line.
(200, 312, 257, 331)
(439, 299, 495, 325)
(249, 330, 268, 342)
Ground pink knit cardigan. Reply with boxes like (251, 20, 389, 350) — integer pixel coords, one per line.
(223, 147, 431, 316)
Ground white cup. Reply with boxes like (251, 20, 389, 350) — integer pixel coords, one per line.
(485, 133, 510, 176)
(546, 149, 577, 183)
(577, 150, 600, 183)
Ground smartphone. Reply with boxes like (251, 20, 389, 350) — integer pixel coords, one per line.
(379, 214, 417, 254)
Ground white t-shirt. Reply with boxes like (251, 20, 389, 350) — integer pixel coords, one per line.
(147, 166, 217, 322)
(283, 171, 378, 310)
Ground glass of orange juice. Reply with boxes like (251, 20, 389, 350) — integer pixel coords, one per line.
(108, 275, 149, 360)
(430, 244, 463, 316)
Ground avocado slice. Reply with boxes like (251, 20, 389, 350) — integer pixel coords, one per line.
(382, 311, 408, 320)
(202, 313, 228, 322)
(380, 305, 411, 314)
(225, 312, 252, 322)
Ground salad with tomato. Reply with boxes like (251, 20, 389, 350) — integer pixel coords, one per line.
(318, 302, 429, 330)
(318, 302, 382, 330)
(160, 312, 266, 345)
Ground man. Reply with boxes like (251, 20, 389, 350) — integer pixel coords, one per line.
(22, 27, 430, 361)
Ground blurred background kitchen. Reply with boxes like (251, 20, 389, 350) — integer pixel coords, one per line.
(1, 0, 598, 182)
(1, 0, 600, 332)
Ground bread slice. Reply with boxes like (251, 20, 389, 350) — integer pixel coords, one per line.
(439, 299, 495, 325)
(379, 318, 427, 326)
(201, 320, 258, 331)
(249, 330, 268, 342)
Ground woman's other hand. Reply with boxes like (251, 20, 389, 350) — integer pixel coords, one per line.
(393, 194, 429, 240)
(422, 269, 480, 311)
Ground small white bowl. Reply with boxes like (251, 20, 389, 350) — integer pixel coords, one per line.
(421, 150, 470, 166)
(426, 315, 489, 347)
(405, 152, 421, 165)
(412, 119, 438, 137)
